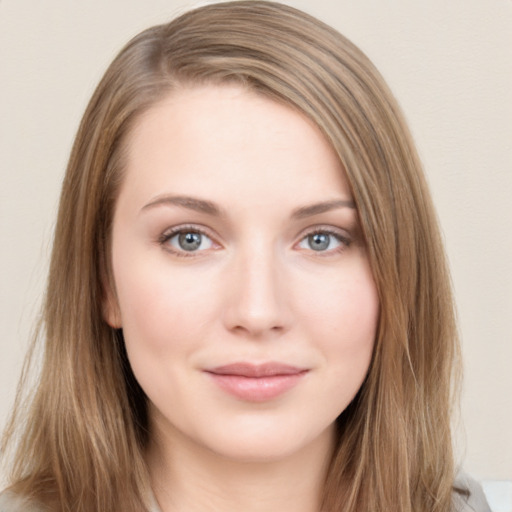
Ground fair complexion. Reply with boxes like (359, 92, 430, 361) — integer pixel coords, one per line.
(106, 85, 379, 512)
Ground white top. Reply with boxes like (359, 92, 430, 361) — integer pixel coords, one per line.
(0, 472, 491, 512)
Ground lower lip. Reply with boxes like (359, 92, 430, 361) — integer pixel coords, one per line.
(206, 372, 307, 402)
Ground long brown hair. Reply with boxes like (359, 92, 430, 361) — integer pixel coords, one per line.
(2, 2, 460, 511)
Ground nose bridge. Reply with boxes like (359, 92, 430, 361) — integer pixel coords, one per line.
(224, 237, 289, 336)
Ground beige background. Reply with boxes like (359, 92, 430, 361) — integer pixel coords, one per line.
(1, 0, 511, 483)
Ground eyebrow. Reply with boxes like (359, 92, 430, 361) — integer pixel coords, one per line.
(141, 195, 224, 216)
(141, 195, 355, 219)
(291, 199, 356, 219)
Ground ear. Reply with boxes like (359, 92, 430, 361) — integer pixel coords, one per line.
(102, 281, 122, 329)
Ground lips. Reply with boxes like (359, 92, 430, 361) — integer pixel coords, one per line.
(205, 363, 308, 402)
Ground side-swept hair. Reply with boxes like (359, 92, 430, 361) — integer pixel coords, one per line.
(2, 2, 460, 511)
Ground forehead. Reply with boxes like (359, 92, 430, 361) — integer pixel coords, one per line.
(120, 84, 351, 210)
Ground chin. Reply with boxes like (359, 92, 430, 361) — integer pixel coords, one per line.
(193, 417, 335, 464)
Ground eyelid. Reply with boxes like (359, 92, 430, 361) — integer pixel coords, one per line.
(298, 224, 352, 240)
(158, 224, 222, 256)
(294, 225, 352, 253)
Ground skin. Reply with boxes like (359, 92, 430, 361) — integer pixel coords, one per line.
(105, 85, 379, 512)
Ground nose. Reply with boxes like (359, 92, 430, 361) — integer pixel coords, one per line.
(222, 246, 292, 338)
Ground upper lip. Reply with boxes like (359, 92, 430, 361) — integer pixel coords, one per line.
(206, 362, 307, 377)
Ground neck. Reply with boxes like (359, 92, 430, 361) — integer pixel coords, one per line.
(147, 423, 335, 512)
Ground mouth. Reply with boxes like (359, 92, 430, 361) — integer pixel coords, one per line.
(204, 362, 309, 402)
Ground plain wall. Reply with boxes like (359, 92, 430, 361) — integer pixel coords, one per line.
(1, 0, 511, 481)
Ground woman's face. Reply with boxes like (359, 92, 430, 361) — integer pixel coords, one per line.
(106, 85, 379, 462)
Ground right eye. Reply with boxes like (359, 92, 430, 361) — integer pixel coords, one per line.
(160, 227, 216, 256)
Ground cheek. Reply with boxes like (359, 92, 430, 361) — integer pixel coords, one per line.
(112, 252, 218, 355)
(302, 266, 379, 339)
(296, 261, 379, 373)
(113, 259, 219, 404)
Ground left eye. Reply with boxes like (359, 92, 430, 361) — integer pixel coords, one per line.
(165, 230, 214, 252)
(297, 232, 345, 252)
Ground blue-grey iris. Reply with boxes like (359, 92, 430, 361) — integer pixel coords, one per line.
(178, 232, 202, 251)
(308, 233, 330, 251)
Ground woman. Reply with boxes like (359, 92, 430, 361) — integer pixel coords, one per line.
(0, 2, 491, 511)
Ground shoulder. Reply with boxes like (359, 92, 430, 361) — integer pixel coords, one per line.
(0, 491, 45, 512)
(453, 472, 492, 512)
(1, 477, 491, 512)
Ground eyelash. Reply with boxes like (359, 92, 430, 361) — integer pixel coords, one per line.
(158, 224, 216, 258)
(297, 227, 352, 256)
(158, 225, 352, 257)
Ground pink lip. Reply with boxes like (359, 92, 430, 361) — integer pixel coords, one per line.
(205, 363, 308, 402)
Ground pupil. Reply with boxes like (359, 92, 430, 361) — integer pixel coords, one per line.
(309, 233, 329, 251)
(179, 232, 202, 251)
